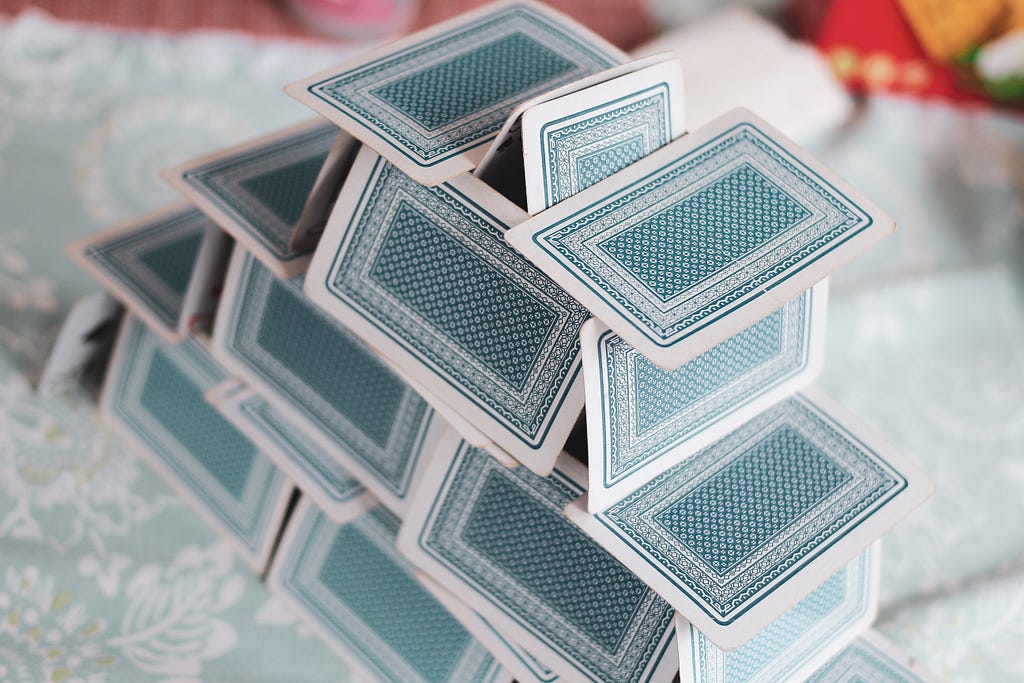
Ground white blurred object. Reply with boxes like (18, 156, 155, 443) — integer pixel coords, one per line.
(976, 29, 1024, 82)
(631, 8, 852, 143)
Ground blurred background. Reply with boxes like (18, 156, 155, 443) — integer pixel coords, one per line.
(0, 1, 1021, 681)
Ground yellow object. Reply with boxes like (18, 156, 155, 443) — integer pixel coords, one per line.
(897, 0, 1006, 61)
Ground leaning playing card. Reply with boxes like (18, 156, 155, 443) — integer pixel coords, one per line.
(304, 146, 588, 475)
(416, 572, 561, 683)
(582, 281, 827, 513)
(101, 316, 293, 572)
(397, 430, 678, 683)
(38, 291, 122, 398)
(676, 543, 879, 682)
(268, 497, 511, 683)
(212, 245, 442, 516)
(521, 55, 685, 214)
(206, 379, 376, 525)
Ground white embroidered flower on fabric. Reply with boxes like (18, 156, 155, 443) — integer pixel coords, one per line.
(0, 367, 174, 555)
(106, 542, 245, 679)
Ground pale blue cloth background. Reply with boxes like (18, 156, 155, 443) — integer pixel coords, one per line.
(0, 9, 1022, 682)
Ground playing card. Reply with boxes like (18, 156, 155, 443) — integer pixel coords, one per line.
(373, 344, 526, 469)
(285, 0, 626, 186)
(304, 147, 588, 476)
(268, 497, 511, 683)
(346, 329, 489, 450)
(507, 107, 895, 369)
(162, 119, 351, 279)
(312, 308, 522, 469)
(806, 630, 938, 682)
(583, 281, 827, 513)
(212, 245, 441, 516)
(521, 56, 685, 214)
(178, 221, 232, 336)
(418, 572, 561, 683)
(564, 390, 933, 650)
(291, 130, 360, 252)
(38, 292, 122, 398)
(68, 203, 210, 343)
(677, 543, 878, 683)
(380, 356, 520, 467)
(101, 316, 294, 572)
(474, 53, 677, 210)
(206, 379, 377, 525)
(396, 430, 678, 683)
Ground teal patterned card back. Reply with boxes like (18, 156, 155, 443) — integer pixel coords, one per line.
(275, 504, 505, 683)
(480, 620, 559, 683)
(806, 633, 931, 683)
(234, 390, 366, 508)
(83, 206, 206, 330)
(221, 253, 433, 501)
(303, 4, 622, 170)
(527, 119, 877, 350)
(324, 156, 588, 452)
(416, 443, 675, 682)
(179, 123, 336, 261)
(684, 547, 875, 682)
(541, 85, 671, 209)
(598, 288, 816, 489)
(594, 395, 906, 627)
(106, 318, 287, 562)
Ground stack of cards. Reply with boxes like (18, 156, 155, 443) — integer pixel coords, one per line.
(61, 1, 939, 679)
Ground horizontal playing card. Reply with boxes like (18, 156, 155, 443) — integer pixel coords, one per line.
(38, 291, 122, 398)
(162, 119, 351, 278)
(418, 572, 560, 683)
(206, 379, 376, 525)
(583, 281, 827, 513)
(564, 390, 933, 651)
(285, 0, 626, 186)
(268, 497, 511, 683)
(304, 147, 588, 476)
(101, 316, 293, 572)
(397, 430, 678, 683)
(806, 630, 937, 683)
(68, 203, 211, 343)
(677, 542, 878, 683)
(507, 107, 896, 369)
(522, 55, 685, 214)
(212, 246, 441, 516)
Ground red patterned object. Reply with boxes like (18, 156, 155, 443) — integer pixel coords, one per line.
(790, 0, 993, 105)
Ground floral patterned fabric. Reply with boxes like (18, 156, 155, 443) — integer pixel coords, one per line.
(0, 9, 1021, 682)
